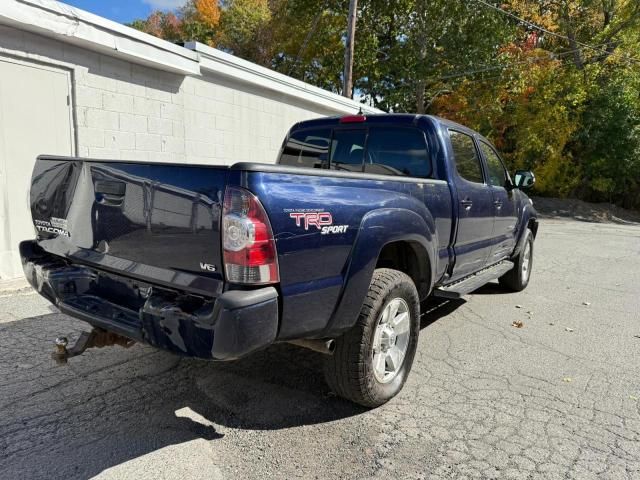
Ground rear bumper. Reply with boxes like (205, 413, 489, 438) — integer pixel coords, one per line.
(20, 241, 279, 360)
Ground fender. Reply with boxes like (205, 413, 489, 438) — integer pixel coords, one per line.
(512, 202, 538, 257)
(323, 207, 437, 336)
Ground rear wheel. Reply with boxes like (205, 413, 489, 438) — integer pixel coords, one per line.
(499, 228, 534, 292)
(323, 268, 420, 408)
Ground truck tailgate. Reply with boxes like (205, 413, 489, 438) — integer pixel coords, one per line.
(29, 156, 227, 296)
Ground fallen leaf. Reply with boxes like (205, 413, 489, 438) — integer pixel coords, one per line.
(630, 395, 638, 401)
(565, 327, 574, 332)
(512, 320, 524, 328)
(563, 377, 572, 383)
(515, 305, 522, 309)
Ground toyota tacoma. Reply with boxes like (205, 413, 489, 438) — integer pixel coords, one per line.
(21, 114, 537, 407)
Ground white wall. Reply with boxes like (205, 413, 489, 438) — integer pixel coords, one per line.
(0, 18, 373, 280)
(0, 56, 74, 279)
(69, 50, 338, 165)
(0, 24, 354, 165)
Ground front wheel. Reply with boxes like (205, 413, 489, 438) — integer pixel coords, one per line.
(323, 268, 420, 408)
(499, 228, 534, 292)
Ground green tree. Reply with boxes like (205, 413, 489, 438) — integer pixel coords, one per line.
(217, 0, 273, 65)
(180, 0, 221, 46)
(269, 0, 351, 93)
(126, 0, 640, 209)
(573, 66, 640, 207)
(353, 0, 515, 112)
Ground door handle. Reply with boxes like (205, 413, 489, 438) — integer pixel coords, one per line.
(460, 199, 473, 210)
(493, 200, 503, 209)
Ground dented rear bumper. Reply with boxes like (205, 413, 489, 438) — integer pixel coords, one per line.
(20, 241, 279, 360)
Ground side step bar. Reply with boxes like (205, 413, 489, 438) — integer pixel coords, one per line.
(433, 261, 515, 299)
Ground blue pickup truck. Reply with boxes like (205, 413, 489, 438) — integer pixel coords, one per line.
(21, 114, 537, 407)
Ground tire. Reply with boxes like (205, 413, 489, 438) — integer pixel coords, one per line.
(323, 268, 420, 408)
(499, 228, 534, 292)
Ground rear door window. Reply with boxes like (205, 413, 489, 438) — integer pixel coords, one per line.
(279, 128, 331, 168)
(449, 130, 484, 184)
(364, 127, 430, 177)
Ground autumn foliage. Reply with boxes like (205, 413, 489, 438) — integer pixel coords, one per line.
(194, 0, 220, 26)
(129, 0, 640, 209)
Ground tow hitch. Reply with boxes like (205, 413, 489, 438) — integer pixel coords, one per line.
(53, 328, 135, 364)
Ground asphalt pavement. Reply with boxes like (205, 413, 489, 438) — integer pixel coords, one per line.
(1, 217, 639, 480)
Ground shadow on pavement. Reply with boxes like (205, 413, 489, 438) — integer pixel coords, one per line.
(469, 281, 511, 296)
(420, 296, 466, 329)
(0, 312, 364, 479)
(0, 295, 471, 478)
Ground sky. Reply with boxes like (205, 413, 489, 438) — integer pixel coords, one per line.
(62, 0, 186, 24)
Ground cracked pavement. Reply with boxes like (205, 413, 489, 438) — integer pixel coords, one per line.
(0, 218, 639, 479)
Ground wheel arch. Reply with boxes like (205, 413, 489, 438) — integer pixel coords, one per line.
(376, 240, 432, 300)
(528, 217, 539, 238)
(323, 207, 437, 336)
(513, 203, 538, 257)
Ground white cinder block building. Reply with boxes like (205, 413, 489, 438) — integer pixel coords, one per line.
(0, 0, 380, 281)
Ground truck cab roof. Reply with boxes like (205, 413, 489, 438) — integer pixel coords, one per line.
(291, 113, 483, 141)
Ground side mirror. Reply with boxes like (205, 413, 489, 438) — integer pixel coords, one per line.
(514, 170, 535, 189)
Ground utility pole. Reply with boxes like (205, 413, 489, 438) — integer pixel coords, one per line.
(343, 0, 357, 98)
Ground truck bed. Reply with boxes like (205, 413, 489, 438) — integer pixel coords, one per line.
(23, 154, 453, 358)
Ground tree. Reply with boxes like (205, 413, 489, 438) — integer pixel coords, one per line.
(180, 0, 222, 46)
(573, 65, 640, 207)
(505, 0, 640, 69)
(127, 11, 183, 42)
(269, 0, 348, 92)
(354, 0, 515, 112)
(217, 0, 273, 65)
(126, 0, 640, 209)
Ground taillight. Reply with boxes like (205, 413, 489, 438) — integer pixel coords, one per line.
(222, 186, 279, 284)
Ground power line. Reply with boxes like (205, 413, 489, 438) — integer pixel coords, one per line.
(288, 5, 326, 77)
(422, 59, 576, 113)
(431, 56, 587, 89)
(436, 49, 575, 81)
(433, 44, 607, 82)
(467, 0, 640, 66)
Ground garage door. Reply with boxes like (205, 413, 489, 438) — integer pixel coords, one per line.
(0, 57, 74, 280)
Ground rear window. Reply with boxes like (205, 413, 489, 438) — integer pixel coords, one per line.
(364, 127, 430, 177)
(279, 125, 432, 178)
(330, 129, 367, 172)
(279, 128, 331, 169)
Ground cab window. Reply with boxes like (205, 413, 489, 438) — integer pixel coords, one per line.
(450, 130, 484, 184)
(479, 141, 509, 187)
